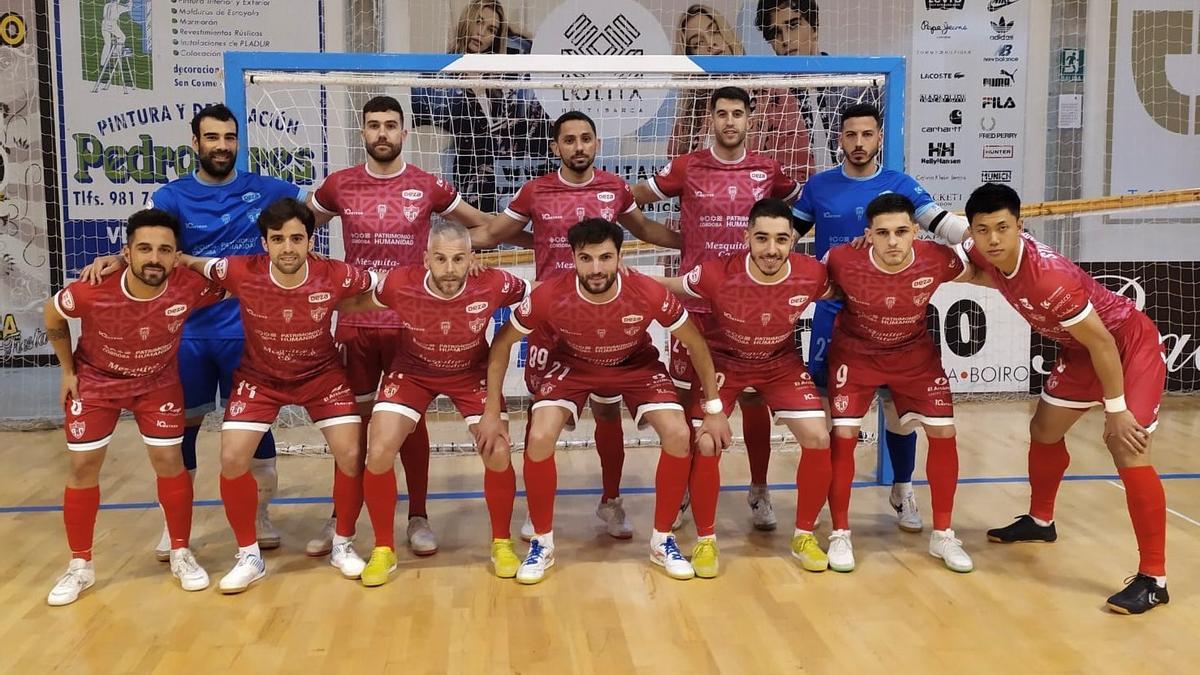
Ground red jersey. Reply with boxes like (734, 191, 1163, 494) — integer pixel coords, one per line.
(962, 232, 1136, 349)
(373, 265, 529, 375)
(646, 148, 801, 312)
(512, 270, 687, 367)
(311, 163, 460, 329)
(505, 169, 639, 280)
(54, 268, 225, 398)
(827, 241, 964, 354)
(682, 252, 827, 366)
(206, 255, 376, 387)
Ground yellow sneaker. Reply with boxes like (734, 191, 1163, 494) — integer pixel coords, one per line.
(491, 539, 520, 578)
(361, 546, 397, 587)
(790, 533, 828, 572)
(692, 538, 720, 578)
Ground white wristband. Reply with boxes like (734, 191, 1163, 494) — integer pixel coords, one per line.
(703, 398, 723, 415)
(1104, 395, 1127, 414)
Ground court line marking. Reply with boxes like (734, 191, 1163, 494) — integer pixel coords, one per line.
(1, 473, 1198, 515)
(1105, 480, 1200, 528)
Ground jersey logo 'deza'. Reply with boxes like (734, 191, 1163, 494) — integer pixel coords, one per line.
(402, 189, 424, 200)
(749, 170, 768, 181)
(308, 292, 332, 303)
(596, 191, 615, 202)
(621, 314, 643, 324)
(466, 301, 490, 314)
(788, 295, 809, 306)
(165, 304, 188, 316)
(912, 276, 935, 289)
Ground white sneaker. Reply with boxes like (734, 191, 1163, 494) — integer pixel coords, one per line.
(650, 532, 695, 580)
(406, 516, 438, 556)
(519, 514, 535, 542)
(748, 484, 778, 531)
(256, 505, 281, 550)
(330, 540, 366, 579)
(516, 536, 555, 585)
(930, 529, 974, 573)
(306, 517, 336, 557)
(671, 491, 691, 532)
(154, 525, 171, 562)
(47, 559, 96, 606)
(596, 497, 634, 539)
(828, 529, 856, 572)
(169, 548, 210, 591)
(890, 486, 924, 533)
(218, 551, 266, 594)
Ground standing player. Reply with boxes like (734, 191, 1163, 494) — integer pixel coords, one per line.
(471, 110, 681, 540)
(181, 198, 377, 593)
(824, 194, 973, 574)
(338, 222, 530, 585)
(85, 104, 306, 557)
(653, 198, 832, 577)
(792, 103, 969, 533)
(43, 210, 224, 606)
(962, 183, 1169, 615)
(306, 95, 493, 558)
(633, 86, 802, 530)
(477, 219, 732, 584)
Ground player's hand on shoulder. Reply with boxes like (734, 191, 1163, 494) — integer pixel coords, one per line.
(1103, 409, 1150, 455)
(849, 231, 869, 250)
(468, 257, 488, 277)
(79, 254, 124, 285)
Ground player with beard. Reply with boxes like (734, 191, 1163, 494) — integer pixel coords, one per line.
(180, 198, 378, 593)
(305, 96, 493, 559)
(633, 86, 801, 533)
(792, 103, 969, 534)
(471, 110, 681, 541)
(336, 222, 530, 585)
(477, 218, 731, 584)
(44, 210, 226, 605)
(82, 104, 305, 559)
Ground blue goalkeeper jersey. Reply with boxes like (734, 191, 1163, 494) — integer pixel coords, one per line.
(150, 170, 304, 339)
(793, 165, 938, 261)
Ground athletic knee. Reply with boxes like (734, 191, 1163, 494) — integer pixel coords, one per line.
(659, 423, 692, 457)
(1028, 417, 1065, 444)
(67, 453, 104, 486)
(798, 428, 830, 449)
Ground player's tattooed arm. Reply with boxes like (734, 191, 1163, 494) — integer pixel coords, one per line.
(43, 298, 78, 404)
(618, 209, 682, 250)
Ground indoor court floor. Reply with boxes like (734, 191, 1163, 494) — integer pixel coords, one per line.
(1, 398, 1197, 673)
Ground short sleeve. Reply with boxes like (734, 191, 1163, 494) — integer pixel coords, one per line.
(311, 173, 340, 215)
(929, 243, 966, 282)
(148, 184, 177, 217)
(770, 163, 801, 202)
(1039, 276, 1091, 327)
(617, 182, 638, 215)
(497, 270, 531, 306)
(431, 176, 461, 216)
(642, 274, 687, 331)
(53, 281, 93, 320)
(793, 182, 816, 223)
(189, 270, 229, 309)
(647, 154, 689, 201)
(511, 292, 542, 335)
(334, 261, 377, 300)
(503, 183, 534, 223)
(371, 268, 400, 309)
(204, 257, 234, 284)
(680, 260, 715, 299)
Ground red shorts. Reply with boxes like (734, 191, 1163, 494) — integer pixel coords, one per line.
(687, 354, 824, 424)
(526, 331, 621, 407)
(336, 324, 401, 401)
(532, 351, 681, 430)
(63, 382, 185, 452)
(668, 313, 717, 390)
(828, 338, 953, 429)
(222, 368, 359, 432)
(374, 369, 506, 426)
(1041, 312, 1166, 430)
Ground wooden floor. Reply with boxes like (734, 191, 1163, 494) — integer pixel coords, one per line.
(1, 398, 1197, 674)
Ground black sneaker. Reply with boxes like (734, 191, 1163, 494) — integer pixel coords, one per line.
(986, 514, 1057, 543)
(1106, 574, 1169, 615)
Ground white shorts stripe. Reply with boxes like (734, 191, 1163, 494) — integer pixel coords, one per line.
(633, 402, 684, 429)
(1039, 391, 1098, 410)
(314, 415, 361, 429)
(773, 410, 828, 424)
(221, 421, 273, 433)
(143, 435, 184, 447)
(589, 393, 622, 405)
(372, 402, 423, 423)
(897, 412, 956, 428)
(530, 399, 579, 430)
(66, 435, 115, 452)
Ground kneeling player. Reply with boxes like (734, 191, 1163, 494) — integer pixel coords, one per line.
(182, 198, 378, 593)
(478, 218, 731, 584)
(655, 198, 832, 577)
(825, 194, 973, 573)
(338, 222, 530, 585)
(962, 183, 1169, 614)
(44, 210, 225, 605)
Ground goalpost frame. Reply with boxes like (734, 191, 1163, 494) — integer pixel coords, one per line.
(222, 51, 907, 485)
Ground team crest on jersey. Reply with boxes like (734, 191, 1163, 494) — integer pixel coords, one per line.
(597, 191, 616, 203)
(673, 359, 687, 375)
(139, 326, 151, 341)
(167, 319, 183, 334)
(621, 314, 643, 324)
(165, 303, 188, 316)
(596, 328, 607, 338)
(69, 420, 86, 439)
(833, 395, 849, 413)
(469, 317, 488, 333)
(466, 301, 490, 314)
(309, 292, 332, 303)
(575, 207, 586, 221)
(912, 276, 934, 289)
(59, 289, 75, 312)
(749, 170, 768, 182)
(403, 205, 419, 223)
(229, 401, 246, 417)
(760, 313, 771, 325)
(752, 186, 767, 200)
(788, 294, 808, 306)
(601, 207, 615, 221)
(913, 292, 931, 305)
(374, 204, 388, 220)
(884, 296, 896, 309)
(727, 186, 738, 201)
(855, 206, 865, 220)
(402, 189, 425, 201)
(440, 320, 452, 335)
(311, 307, 329, 322)
(282, 309, 294, 323)
(383, 383, 399, 399)
(539, 382, 555, 396)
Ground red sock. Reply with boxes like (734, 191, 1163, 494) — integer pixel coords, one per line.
(742, 401, 772, 485)
(594, 415, 625, 501)
(689, 453, 721, 537)
(219, 472, 259, 547)
(1028, 439, 1070, 522)
(523, 453, 557, 535)
(63, 486, 100, 561)
(484, 465, 517, 540)
(1118, 465, 1167, 576)
(363, 467, 397, 549)
(333, 466, 364, 538)
(654, 451, 691, 533)
(400, 418, 431, 518)
(157, 471, 194, 549)
(795, 447, 832, 531)
(828, 435, 857, 531)
(926, 436, 959, 531)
